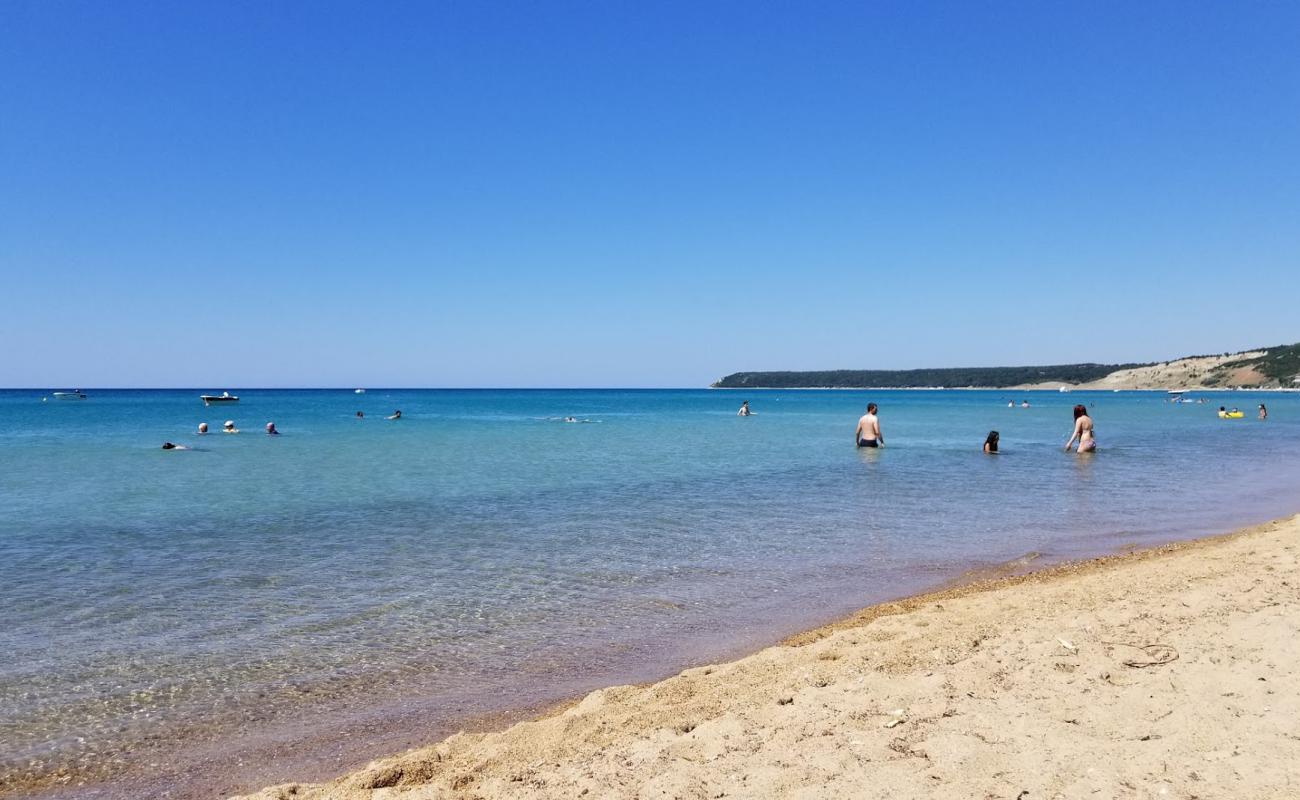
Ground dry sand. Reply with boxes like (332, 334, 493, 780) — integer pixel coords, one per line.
(240, 515, 1300, 799)
(1015, 351, 1269, 391)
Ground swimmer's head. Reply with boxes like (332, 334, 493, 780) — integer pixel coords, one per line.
(162, 442, 176, 450)
(266, 422, 277, 433)
(198, 422, 208, 433)
(224, 420, 235, 429)
(867, 403, 878, 414)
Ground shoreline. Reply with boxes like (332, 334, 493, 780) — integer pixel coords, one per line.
(708, 386, 1300, 392)
(237, 511, 1300, 799)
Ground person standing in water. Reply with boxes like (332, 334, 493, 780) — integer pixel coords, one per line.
(1065, 404, 1096, 453)
(983, 431, 1000, 453)
(1259, 403, 1268, 420)
(855, 403, 883, 448)
(737, 400, 752, 416)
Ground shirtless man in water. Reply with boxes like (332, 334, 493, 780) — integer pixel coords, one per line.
(855, 403, 883, 448)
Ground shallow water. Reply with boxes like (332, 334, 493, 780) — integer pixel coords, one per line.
(1, 388, 1297, 796)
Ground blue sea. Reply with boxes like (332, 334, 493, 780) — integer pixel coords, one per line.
(2, 388, 1298, 797)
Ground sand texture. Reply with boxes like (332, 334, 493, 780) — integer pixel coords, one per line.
(240, 515, 1300, 799)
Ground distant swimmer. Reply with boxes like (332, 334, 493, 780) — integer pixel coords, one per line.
(1259, 403, 1268, 420)
(197, 422, 209, 435)
(1021, 400, 1030, 408)
(564, 416, 577, 423)
(265, 422, 280, 435)
(738, 400, 752, 417)
(983, 431, 1000, 454)
(223, 420, 240, 434)
(387, 410, 402, 420)
(161, 442, 190, 450)
(356, 411, 365, 418)
(855, 403, 884, 448)
(1065, 404, 1095, 453)
(1008, 401, 1014, 408)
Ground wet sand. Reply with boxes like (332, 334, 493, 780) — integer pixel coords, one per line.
(238, 514, 1300, 799)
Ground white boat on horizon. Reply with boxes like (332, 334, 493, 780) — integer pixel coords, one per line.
(201, 392, 239, 405)
(51, 390, 87, 400)
(354, 388, 366, 394)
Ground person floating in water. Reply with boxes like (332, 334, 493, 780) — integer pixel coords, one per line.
(1007, 401, 1014, 408)
(983, 431, 999, 453)
(1065, 404, 1096, 453)
(387, 410, 402, 420)
(855, 403, 883, 448)
(737, 400, 752, 416)
(161, 442, 190, 450)
(1021, 400, 1030, 408)
(223, 420, 240, 434)
(356, 411, 365, 418)
(1259, 403, 1268, 420)
(197, 422, 209, 435)
(265, 422, 280, 435)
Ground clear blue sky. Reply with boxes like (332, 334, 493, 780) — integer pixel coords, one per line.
(2, 1, 1297, 387)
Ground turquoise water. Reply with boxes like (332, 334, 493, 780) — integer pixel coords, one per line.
(2, 388, 1298, 796)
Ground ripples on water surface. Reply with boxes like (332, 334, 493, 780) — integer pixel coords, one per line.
(1, 388, 1298, 795)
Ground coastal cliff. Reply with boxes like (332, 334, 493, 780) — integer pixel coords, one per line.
(713, 342, 1300, 390)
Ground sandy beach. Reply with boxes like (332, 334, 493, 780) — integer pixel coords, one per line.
(237, 513, 1300, 800)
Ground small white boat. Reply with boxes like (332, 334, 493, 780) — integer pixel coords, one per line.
(52, 390, 87, 400)
(1058, 387, 1073, 393)
(201, 391, 239, 404)
(354, 388, 366, 394)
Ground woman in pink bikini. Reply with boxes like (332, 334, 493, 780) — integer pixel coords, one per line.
(1065, 404, 1096, 453)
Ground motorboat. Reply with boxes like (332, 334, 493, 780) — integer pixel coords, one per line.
(354, 388, 366, 394)
(201, 391, 239, 404)
(51, 390, 87, 400)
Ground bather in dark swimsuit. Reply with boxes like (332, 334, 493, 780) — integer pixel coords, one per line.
(857, 439, 878, 448)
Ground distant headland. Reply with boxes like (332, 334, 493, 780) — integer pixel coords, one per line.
(712, 342, 1300, 390)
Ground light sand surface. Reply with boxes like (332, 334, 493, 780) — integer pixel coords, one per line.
(1015, 351, 1270, 391)
(240, 515, 1300, 799)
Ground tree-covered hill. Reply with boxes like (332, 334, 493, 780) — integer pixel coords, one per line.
(712, 342, 1300, 389)
(712, 363, 1143, 389)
